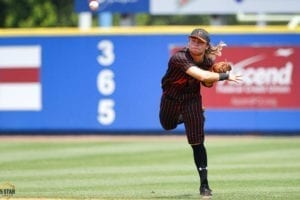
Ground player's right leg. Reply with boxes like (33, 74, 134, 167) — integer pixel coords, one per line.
(192, 144, 212, 198)
(183, 99, 212, 198)
(159, 95, 181, 130)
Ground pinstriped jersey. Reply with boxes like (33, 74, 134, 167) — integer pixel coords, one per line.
(161, 48, 213, 100)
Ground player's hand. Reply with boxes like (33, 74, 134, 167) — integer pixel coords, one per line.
(228, 74, 242, 83)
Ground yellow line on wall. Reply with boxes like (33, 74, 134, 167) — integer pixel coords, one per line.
(0, 26, 299, 36)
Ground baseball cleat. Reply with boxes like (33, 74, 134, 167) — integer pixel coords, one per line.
(200, 185, 212, 198)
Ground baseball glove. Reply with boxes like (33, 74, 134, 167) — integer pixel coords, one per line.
(201, 81, 214, 88)
(212, 61, 232, 73)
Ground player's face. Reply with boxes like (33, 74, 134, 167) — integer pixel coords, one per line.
(188, 37, 208, 56)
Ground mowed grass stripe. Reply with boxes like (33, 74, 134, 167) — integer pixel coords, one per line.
(0, 136, 299, 200)
(0, 141, 187, 163)
(1, 163, 299, 181)
(1, 165, 194, 178)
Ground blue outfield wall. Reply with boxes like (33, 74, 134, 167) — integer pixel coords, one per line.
(0, 27, 299, 133)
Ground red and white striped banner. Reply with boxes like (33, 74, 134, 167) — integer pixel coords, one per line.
(0, 46, 42, 111)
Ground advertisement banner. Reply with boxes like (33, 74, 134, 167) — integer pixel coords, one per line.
(169, 45, 300, 109)
(203, 46, 300, 109)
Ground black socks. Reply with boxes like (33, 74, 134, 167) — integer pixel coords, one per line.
(192, 143, 209, 186)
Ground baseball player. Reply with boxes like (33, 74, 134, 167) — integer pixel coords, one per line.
(159, 28, 242, 198)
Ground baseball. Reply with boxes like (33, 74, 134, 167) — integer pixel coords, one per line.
(89, 0, 99, 11)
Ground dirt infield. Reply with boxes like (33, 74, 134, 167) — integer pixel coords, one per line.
(0, 134, 184, 142)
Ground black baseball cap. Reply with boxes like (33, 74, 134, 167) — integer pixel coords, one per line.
(189, 28, 210, 43)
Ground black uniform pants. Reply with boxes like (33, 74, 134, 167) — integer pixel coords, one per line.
(159, 94, 205, 144)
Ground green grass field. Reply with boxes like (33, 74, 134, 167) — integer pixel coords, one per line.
(0, 135, 299, 200)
